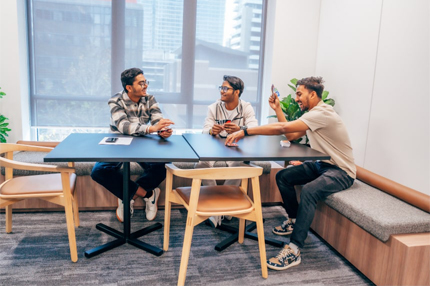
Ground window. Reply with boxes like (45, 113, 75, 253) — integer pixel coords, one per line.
(27, 0, 267, 140)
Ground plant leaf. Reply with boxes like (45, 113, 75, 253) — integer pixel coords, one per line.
(324, 98, 335, 106)
(0, 133, 7, 143)
(322, 91, 329, 100)
(290, 78, 298, 86)
(287, 84, 296, 92)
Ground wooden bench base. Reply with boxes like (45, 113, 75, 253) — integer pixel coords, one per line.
(311, 202, 430, 285)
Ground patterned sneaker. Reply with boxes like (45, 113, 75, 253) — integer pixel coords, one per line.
(116, 198, 135, 223)
(208, 216, 222, 228)
(144, 188, 160, 221)
(267, 245, 301, 271)
(272, 218, 294, 236)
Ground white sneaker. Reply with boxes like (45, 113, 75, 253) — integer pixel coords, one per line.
(116, 198, 135, 223)
(208, 216, 222, 228)
(144, 188, 160, 221)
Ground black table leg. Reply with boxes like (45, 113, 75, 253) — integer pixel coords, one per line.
(84, 162, 163, 258)
(214, 220, 285, 252)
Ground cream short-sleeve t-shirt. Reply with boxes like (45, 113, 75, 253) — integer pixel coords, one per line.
(299, 101, 356, 179)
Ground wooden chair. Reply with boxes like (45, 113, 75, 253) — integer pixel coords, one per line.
(163, 163, 268, 286)
(0, 143, 79, 262)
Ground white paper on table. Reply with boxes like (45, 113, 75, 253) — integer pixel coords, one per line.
(99, 137, 133, 145)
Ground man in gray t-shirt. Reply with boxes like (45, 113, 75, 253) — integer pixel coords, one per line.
(226, 77, 355, 272)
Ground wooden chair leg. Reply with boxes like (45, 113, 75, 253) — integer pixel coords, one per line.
(164, 170, 174, 251)
(64, 198, 78, 262)
(5, 205, 12, 233)
(251, 176, 268, 278)
(178, 215, 196, 286)
(238, 218, 245, 244)
(62, 173, 78, 262)
(163, 201, 172, 251)
(72, 195, 80, 227)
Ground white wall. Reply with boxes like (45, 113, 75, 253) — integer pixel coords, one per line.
(264, 0, 321, 124)
(0, 0, 30, 143)
(270, 0, 429, 195)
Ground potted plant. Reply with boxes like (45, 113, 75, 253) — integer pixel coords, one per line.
(269, 78, 335, 144)
(0, 87, 11, 143)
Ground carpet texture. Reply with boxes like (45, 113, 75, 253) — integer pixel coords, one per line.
(0, 206, 374, 285)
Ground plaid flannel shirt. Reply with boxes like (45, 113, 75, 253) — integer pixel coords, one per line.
(109, 91, 163, 136)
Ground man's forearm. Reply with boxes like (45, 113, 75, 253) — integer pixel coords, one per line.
(247, 120, 309, 137)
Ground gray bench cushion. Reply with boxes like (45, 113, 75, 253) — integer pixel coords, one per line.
(325, 180, 430, 242)
(2, 152, 272, 177)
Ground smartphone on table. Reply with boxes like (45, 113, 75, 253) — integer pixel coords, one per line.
(105, 137, 118, 143)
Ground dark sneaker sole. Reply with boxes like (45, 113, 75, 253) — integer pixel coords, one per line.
(267, 257, 301, 271)
(272, 228, 292, 236)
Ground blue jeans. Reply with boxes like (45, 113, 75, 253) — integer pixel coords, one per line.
(276, 161, 354, 248)
(91, 162, 167, 200)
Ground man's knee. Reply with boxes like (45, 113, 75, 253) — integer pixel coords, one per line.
(276, 168, 294, 186)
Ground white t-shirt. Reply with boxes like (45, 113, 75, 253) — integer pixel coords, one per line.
(299, 101, 356, 179)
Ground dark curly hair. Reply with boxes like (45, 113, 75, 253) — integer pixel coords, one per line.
(121, 68, 144, 92)
(297, 76, 325, 98)
(223, 75, 244, 97)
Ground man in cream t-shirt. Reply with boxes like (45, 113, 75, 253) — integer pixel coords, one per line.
(225, 76, 355, 272)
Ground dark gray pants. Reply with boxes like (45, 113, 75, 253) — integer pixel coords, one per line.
(276, 161, 354, 248)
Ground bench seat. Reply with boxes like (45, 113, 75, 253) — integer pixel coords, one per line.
(310, 166, 430, 285)
(325, 180, 430, 242)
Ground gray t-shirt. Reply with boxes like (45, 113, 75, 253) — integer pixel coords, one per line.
(299, 101, 356, 179)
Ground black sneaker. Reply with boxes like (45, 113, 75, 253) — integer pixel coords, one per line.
(272, 218, 294, 235)
(267, 245, 301, 271)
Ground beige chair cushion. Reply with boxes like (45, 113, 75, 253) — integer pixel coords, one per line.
(176, 185, 252, 213)
(0, 173, 76, 196)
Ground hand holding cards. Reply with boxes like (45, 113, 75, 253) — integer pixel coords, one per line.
(271, 84, 280, 97)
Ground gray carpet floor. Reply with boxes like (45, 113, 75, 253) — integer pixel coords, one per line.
(0, 206, 374, 285)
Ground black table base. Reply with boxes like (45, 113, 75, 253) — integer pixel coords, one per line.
(213, 220, 285, 252)
(84, 222, 163, 258)
(84, 162, 163, 258)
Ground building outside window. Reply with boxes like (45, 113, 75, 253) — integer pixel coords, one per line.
(27, 0, 266, 140)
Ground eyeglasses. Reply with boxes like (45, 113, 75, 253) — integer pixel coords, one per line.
(218, 86, 233, 92)
(139, 81, 149, 88)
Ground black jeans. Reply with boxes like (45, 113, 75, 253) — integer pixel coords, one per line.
(276, 161, 354, 248)
(91, 162, 167, 200)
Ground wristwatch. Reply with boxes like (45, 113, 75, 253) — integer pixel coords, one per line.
(240, 126, 249, 136)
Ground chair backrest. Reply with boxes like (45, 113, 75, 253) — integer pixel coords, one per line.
(0, 143, 72, 181)
(166, 163, 263, 180)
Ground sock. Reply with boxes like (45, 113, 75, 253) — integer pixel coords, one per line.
(288, 242, 299, 254)
(143, 189, 153, 199)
